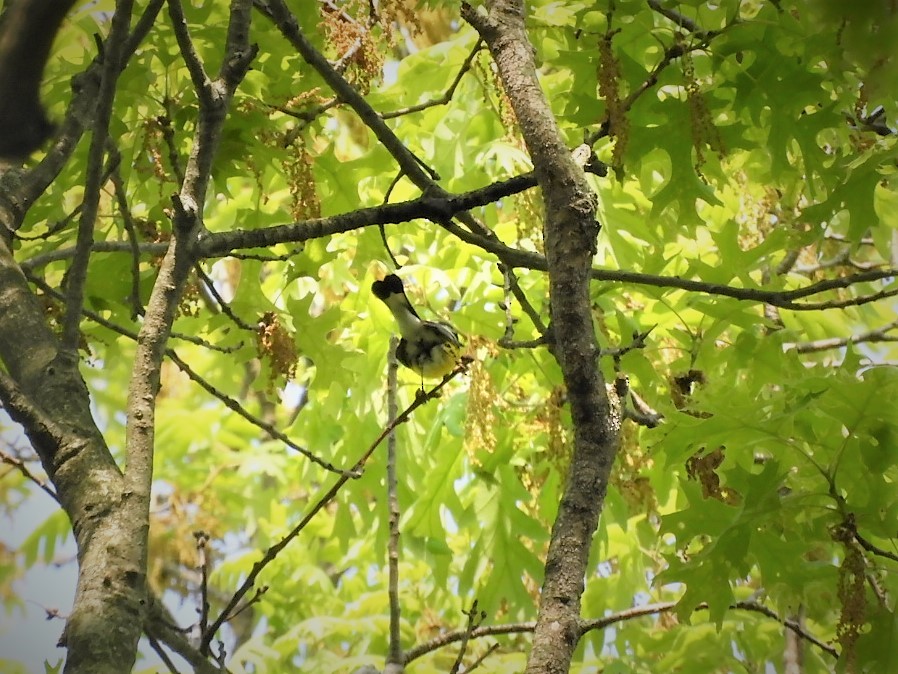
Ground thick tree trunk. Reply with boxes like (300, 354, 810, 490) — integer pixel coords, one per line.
(0, 241, 147, 672)
(463, 2, 622, 673)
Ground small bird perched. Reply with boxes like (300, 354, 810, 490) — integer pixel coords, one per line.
(371, 273, 462, 380)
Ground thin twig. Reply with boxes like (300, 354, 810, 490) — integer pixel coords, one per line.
(21, 241, 169, 270)
(168, 351, 344, 472)
(381, 40, 484, 119)
(257, 0, 438, 184)
(496, 262, 548, 348)
(386, 336, 403, 667)
(647, 0, 706, 35)
(145, 601, 223, 674)
(403, 598, 838, 664)
(786, 319, 898, 353)
(0, 448, 59, 501)
(600, 326, 655, 361)
(195, 531, 211, 640)
(194, 264, 257, 331)
(146, 631, 182, 674)
(855, 531, 898, 564)
(378, 171, 407, 268)
(107, 142, 145, 319)
(224, 585, 268, 623)
(168, 0, 213, 104)
(159, 101, 186, 184)
(1, 0, 163, 237)
(61, 0, 134, 351)
(463, 642, 500, 673)
(168, 330, 244, 354)
(840, 514, 898, 564)
(450, 601, 486, 674)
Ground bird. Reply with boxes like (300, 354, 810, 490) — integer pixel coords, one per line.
(371, 273, 462, 381)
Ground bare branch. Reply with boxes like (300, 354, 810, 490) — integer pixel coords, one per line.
(731, 601, 839, 658)
(786, 319, 898, 354)
(404, 599, 839, 664)
(194, 264, 257, 332)
(144, 599, 222, 674)
(497, 263, 549, 348)
(450, 601, 487, 674)
(647, 0, 706, 36)
(462, 642, 500, 674)
(145, 631, 182, 674)
(404, 620, 533, 664)
(122, 0, 255, 560)
(386, 337, 403, 667)
(167, 0, 214, 104)
(855, 531, 898, 564)
(464, 3, 619, 672)
(158, 102, 187, 184)
(0, 0, 77, 158)
(381, 40, 484, 119)
(167, 351, 346, 473)
(195, 531, 211, 641)
(107, 143, 145, 320)
(0, 368, 65, 468)
(0, 446, 59, 502)
(20, 241, 169, 271)
(61, 0, 135, 351)
(0, 0, 164, 234)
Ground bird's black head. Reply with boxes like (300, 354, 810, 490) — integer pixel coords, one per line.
(371, 273, 405, 300)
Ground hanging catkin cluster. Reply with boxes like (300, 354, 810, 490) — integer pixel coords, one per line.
(682, 48, 725, 173)
(597, 28, 629, 178)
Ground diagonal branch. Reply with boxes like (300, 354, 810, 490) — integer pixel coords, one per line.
(120, 4, 256, 668)
(257, 0, 438, 185)
(26, 271, 341, 474)
(0, 447, 59, 502)
(60, 0, 135, 350)
(168, 0, 214, 105)
(381, 39, 484, 119)
(201, 362, 470, 654)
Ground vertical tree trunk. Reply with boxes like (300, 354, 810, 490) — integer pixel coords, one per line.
(463, 2, 622, 673)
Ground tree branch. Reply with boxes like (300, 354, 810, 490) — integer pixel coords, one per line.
(60, 0, 134, 351)
(0, 446, 59, 502)
(0, 0, 164, 234)
(386, 337, 403, 667)
(167, 0, 214, 105)
(144, 599, 223, 674)
(381, 40, 484, 120)
(117, 3, 255, 668)
(403, 599, 839, 664)
(257, 0, 438, 185)
(785, 319, 898, 354)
